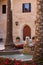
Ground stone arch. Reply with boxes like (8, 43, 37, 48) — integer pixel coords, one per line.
(23, 25, 31, 40)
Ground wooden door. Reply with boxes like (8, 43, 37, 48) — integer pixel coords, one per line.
(23, 25, 31, 40)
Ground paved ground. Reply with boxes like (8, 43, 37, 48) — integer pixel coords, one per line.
(0, 42, 5, 50)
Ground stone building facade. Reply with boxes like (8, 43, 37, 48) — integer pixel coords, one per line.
(0, 0, 7, 42)
(0, 0, 37, 42)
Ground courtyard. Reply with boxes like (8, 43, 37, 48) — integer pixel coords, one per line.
(0, 0, 43, 65)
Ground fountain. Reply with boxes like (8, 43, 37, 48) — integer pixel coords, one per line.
(22, 36, 32, 54)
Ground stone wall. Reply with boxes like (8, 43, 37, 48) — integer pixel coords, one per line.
(12, 0, 37, 42)
(0, 0, 37, 42)
(0, 0, 7, 42)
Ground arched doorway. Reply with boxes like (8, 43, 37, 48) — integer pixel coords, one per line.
(23, 25, 31, 40)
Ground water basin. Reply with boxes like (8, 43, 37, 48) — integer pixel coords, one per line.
(0, 54, 33, 61)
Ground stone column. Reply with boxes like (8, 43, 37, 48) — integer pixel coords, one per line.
(5, 0, 14, 50)
(33, 0, 43, 63)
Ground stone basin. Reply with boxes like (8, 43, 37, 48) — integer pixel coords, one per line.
(0, 54, 33, 61)
(0, 49, 33, 61)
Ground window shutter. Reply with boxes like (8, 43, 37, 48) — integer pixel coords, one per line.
(22, 4, 25, 12)
(29, 3, 31, 12)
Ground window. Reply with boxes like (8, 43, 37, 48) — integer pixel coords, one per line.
(2, 5, 6, 14)
(22, 3, 31, 12)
